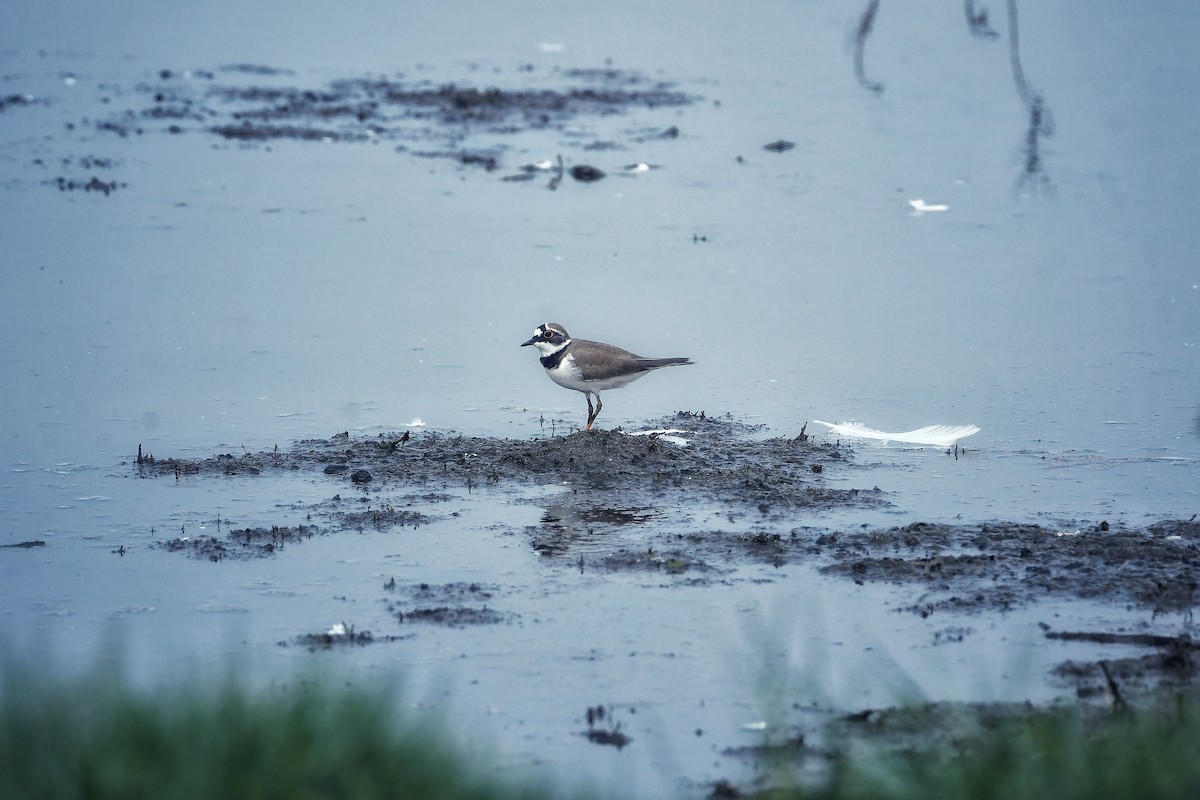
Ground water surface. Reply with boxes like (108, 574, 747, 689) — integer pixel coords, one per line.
(2, 2, 1198, 796)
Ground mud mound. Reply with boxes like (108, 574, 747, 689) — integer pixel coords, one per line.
(134, 413, 884, 513)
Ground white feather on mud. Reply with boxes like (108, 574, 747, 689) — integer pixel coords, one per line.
(813, 420, 980, 446)
(626, 428, 690, 446)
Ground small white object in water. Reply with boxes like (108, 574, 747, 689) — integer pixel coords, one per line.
(741, 721, 768, 731)
(407, 418, 426, 427)
(327, 622, 347, 636)
(909, 198, 949, 214)
(539, 43, 566, 53)
(812, 421, 980, 446)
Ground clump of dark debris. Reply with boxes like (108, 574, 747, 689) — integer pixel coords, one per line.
(1, 93, 47, 112)
(286, 621, 410, 651)
(583, 704, 632, 749)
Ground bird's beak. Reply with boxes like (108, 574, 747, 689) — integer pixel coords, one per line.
(520, 335, 539, 347)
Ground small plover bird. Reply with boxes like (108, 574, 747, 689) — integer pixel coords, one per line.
(521, 322, 693, 431)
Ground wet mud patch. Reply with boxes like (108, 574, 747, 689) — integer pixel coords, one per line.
(394, 606, 515, 628)
(332, 501, 428, 532)
(1, 540, 47, 549)
(385, 580, 500, 603)
(152, 496, 432, 561)
(817, 519, 1200, 614)
(48, 61, 698, 186)
(813, 528, 1200, 696)
(46, 175, 126, 195)
(384, 581, 515, 628)
(530, 523, 814, 576)
(1045, 629, 1199, 703)
(597, 546, 721, 579)
(155, 523, 318, 561)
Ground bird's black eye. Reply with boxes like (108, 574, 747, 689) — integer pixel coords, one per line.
(543, 330, 554, 339)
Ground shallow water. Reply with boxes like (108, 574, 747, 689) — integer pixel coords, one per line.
(3, 1, 1199, 796)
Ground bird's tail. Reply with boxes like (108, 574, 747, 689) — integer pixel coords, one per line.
(637, 357, 693, 369)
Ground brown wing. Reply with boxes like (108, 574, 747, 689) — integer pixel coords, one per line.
(572, 338, 693, 381)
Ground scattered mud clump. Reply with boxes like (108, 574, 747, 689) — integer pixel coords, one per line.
(583, 705, 632, 749)
(386, 581, 512, 627)
(337, 502, 426, 530)
(287, 622, 410, 651)
(155, 524, 318, 561)
(2, 93, 44, 111)
(396, 606, 514, 628)
(66, 62, 698, 184)
(818, 519, 1200, 613)
(47, 176, 126, 195)
(392, 581, 499, 602)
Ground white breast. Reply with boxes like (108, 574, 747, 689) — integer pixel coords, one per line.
(545, 352, 590, 392)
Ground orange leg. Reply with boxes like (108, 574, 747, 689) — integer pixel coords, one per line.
(584, 394, 602, 431)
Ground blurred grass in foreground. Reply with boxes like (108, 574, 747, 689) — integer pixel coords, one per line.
(769, 692, 1200, 800)
(0, 664, 551, 800)
(2, 663, 1198, 799)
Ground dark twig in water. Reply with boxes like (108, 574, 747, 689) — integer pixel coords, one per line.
(1098, 660, 1127, 710)
(852, 0, 884, 94)
(136, 443, 155, 465)
(964, 0, 999, 39)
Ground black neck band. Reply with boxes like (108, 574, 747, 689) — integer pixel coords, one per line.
(540, 343, 569, 370)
